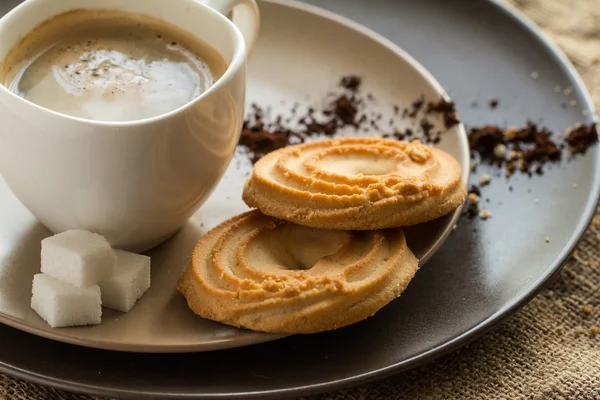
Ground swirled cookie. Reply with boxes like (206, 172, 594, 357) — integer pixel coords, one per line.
(177, 210, 419, 333)
(242, 137, 467, 230)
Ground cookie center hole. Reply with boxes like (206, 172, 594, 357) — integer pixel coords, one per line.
(320, 152, 397, 176)
(252, 224, 347, 271)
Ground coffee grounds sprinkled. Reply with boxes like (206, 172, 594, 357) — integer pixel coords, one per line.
(467, 122, 594, 178)
(566, 123, 598, 155)
(340, 75, 361, 92)
(239, 78, 364, 162)
(332, 95, 359, 127)
(468, 125, 504, 160)
(240, 104, 305, 163)
(465, 121, 597, 219)
(419, 119, 439, 144)
(239, 124, 294, 164)
(426, 99, 460, 129)
(408, 96, 425, 118)
(516, 125, 561, 175)
(463, 185, 482, 218)
(239, 75, 462, 163)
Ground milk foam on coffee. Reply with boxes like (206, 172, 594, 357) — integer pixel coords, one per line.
(0, 10, 227, 122)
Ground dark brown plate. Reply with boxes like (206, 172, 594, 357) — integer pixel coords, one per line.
(0, 0, 598, 398)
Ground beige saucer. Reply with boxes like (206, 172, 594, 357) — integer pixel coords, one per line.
(177, 210, 419, 334)
(0, 0, 468, 352)
(242, 137, 467, 230)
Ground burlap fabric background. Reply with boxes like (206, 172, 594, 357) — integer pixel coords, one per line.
(1, 0, 599, 399)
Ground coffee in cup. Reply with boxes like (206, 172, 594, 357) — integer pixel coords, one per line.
(0, 9, 228, 122)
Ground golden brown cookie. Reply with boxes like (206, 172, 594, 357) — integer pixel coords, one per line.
(242, 137, 467, 230)
(177, 210, 419, 334)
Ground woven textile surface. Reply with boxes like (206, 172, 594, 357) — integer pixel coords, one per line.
(1, 0, 599, 399)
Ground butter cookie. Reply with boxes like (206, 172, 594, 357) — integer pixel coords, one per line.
(242, 137, 467, 230)
(177, 210, 419, 333)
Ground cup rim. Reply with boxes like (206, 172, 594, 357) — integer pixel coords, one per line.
(0, 0, 247, 127)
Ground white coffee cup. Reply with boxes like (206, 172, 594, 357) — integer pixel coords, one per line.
(0, 0, 259, 252)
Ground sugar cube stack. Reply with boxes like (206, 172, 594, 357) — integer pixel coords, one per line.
(41, 230, 116, 287)
(31, 274, 101, 328)
(98, 250, 151, 312)
(31, 229, 152, 328)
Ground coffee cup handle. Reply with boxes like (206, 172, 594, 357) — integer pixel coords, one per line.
(204, 0, 260, 54)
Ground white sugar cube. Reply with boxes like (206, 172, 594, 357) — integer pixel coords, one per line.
(98, 250, 151, 312)
(41, 230, 117, 288)
(31, 274, 101, 328)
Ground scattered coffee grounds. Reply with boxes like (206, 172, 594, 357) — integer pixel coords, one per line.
(419, 119, 437, 143)
(408, 96, 425, 118)
(302, 118, 338, 136)
(332, 95, 359, 126)
(468, 122, 566, 177)
(469, 185, 481, 196)
(515, 125, 561, 175)
(239, 104, 306, 163)
(425, 99, 460, 129)
(304, 78, 366, 134)
(298, 93, 362, 136)
(240, 78, 366, 162)
(468, 125, 504, 160)
(464, 121, 597, 220)
(239, 75, 463, 163)
(566, 123, 598, 155)
(490, 99, 499, 109)
(463, 185, 481, 218)
(340, 75, 361, 92)
(239, 119, 304, 163)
